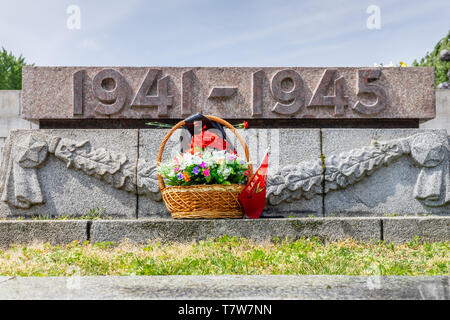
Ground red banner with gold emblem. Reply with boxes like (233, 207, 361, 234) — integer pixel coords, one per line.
(238, 149, 269, 219)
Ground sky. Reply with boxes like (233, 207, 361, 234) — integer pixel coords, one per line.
(0, 0, 449, 67)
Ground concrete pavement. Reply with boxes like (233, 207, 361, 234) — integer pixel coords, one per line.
(0, 275, 448, 300)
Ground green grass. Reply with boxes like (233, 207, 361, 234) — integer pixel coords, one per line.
(0, 207, 111, 221)
(0, 236, 448, 276)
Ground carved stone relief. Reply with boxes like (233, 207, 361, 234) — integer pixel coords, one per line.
(0, 133, 160, 209)
(267, 131, 449, 208)
(21, 67, 436, 120)
(0, 131, 448, 211)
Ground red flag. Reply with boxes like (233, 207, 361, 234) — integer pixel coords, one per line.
(238, 149, 269, 219)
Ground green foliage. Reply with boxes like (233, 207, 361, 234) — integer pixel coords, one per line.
(0, 48, 33, 90)
(24, 207, 110, 220)
(158, 149, 249, 186)
(412, 31, 450, 87)
(0, 237, 448, 276)
(80, 207, 110, 220)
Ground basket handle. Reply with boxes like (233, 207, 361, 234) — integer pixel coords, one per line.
(157, 115, 253, 190)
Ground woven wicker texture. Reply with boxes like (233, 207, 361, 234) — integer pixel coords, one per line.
(162, 184, 245, 219)
(157, 115, 252, 219)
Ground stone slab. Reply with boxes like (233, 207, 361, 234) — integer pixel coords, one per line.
(0, 129, 138, 219)
(0, 117, 34, 137)
(0, 90, 21, 118)
(0, 275, 448, 300)
(2, 128, 448, 219)
(21, 66, 435, 120)
(0, 91, 36, 161)
(0, 217, 448, 246)
(0, 220, 88, 247)
(0, 90, 35, 137)
(137, 129, 174, 219)
(322, 129, 450, 216)
(138, 128, 323, 218)
(421, 89, 450, 132)
(91, 218, 381, 243)
(383, 217, 450, 243)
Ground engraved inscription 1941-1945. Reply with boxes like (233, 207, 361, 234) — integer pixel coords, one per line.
(74, 68, 385, 117)
(21, 67, 435, 120)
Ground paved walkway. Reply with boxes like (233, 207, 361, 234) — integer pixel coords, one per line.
(0, 275, 448, 300)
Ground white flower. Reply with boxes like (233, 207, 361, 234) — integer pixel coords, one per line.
(193, 155, 203, 165)
(218, 164, 232, 179)
(180, 153, 195, 167)
(213, 150, 226, 161)
(202, 150, 216, 167)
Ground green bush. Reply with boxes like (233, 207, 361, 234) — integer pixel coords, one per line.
(412, 31, 450, 87)
(0, 47, 33, 90)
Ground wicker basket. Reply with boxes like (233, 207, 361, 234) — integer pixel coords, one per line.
(157, 115, 253, 219)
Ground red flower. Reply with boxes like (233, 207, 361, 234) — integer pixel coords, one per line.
(235, 121, 249, 129)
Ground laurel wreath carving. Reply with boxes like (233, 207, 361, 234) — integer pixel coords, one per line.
(0, 133, 428, 209)
(324, 139, 409, 193)
(266, 160, 323, 205)
(53, 138, 137, 193)
(136, 159, 162, 201)
(266, 138, 410, 205)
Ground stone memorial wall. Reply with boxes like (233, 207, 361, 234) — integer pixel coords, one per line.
(0, 66, 447, 219)
(22, 67, 434, 121)
(0, 128, 448, 218)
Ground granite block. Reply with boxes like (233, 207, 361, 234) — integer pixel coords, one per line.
(0, 90, 21, 118)
(0, 129, 138, 219)
(3, 127, 447, 219)
(421, 90, 450, 132)
(0, 220, 88, 247)
(0, 275, 448, 300)
(137, 129, 175, 219)
(91, 218, 381, 243)
(383, 217, 450, 243)
(22, 67, 435, 121)
(322, 129, 450, 216)
(0, 117, 33, 137)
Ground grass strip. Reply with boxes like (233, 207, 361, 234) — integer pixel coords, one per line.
(0, 236, 448, 276)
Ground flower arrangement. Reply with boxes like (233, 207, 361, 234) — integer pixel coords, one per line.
(155, 115, 252, 219)
(158, 148, 250, 186)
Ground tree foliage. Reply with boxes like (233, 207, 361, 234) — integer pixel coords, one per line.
(0, 47, 33, 90)
(412, 31, 450, 87)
